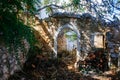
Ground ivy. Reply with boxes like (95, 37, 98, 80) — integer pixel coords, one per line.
(72, 0, 80, 7)
(0, 0, 37, 52)
(0, 14, 36, 51)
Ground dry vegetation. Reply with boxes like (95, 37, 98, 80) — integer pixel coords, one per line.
(8, 50, 120, 80)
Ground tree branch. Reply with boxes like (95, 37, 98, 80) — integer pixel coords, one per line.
(37, 4, 64, 12)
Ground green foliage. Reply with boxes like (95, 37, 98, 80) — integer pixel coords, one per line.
(0, 0, 37, 51)
(79, 6, 85, 12)
(72, 0, 80, 7)
(43, 0, 51, 5)
(0, 0, 38, 13)
(26, 46, 41, 59)
(43, 0, 60, 5)
(41, 0, 61, 14)
(46, 7, 52, 14)
(65, 32, 77, 41)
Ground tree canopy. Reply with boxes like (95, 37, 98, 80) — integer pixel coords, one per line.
(0, 0, 120, 50)
(37, 0, 120, 24)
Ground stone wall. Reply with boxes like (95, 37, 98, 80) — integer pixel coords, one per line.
(33, 12, 120, 60)
(57, 31, 67, 52)
(0, 46, 26, 80)
(0, 12, 120, 79)
(33, 17, 55, 52)
(0, 36, 29, 79)
(33, 14, 106, 57)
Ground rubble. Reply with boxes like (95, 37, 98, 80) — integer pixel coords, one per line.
(8, 52, 98, 80)
(8, 50, 120, 80)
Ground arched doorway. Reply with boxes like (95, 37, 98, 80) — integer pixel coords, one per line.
(54, 22, 81, 62)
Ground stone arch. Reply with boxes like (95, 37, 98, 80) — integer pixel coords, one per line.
(54, 22, 81, 61)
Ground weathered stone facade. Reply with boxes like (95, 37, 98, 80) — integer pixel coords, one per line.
(33, 12, 120, 64)
(0, 46, 27, 80)
(0, 37, 29, 79)
(33, 13, 106, 57)
(0, 12, 119, 79)
(57, 31, 67, 52)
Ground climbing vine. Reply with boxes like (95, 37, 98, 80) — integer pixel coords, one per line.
(0, 0, 38, 52)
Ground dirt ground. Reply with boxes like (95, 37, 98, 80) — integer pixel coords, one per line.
(8, 53, 120, 80)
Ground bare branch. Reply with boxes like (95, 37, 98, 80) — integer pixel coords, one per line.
(37, 4, 64, 12)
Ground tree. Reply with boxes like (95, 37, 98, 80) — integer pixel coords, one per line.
(0, 0, 39, 50)
(37, 0, 120, 23)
